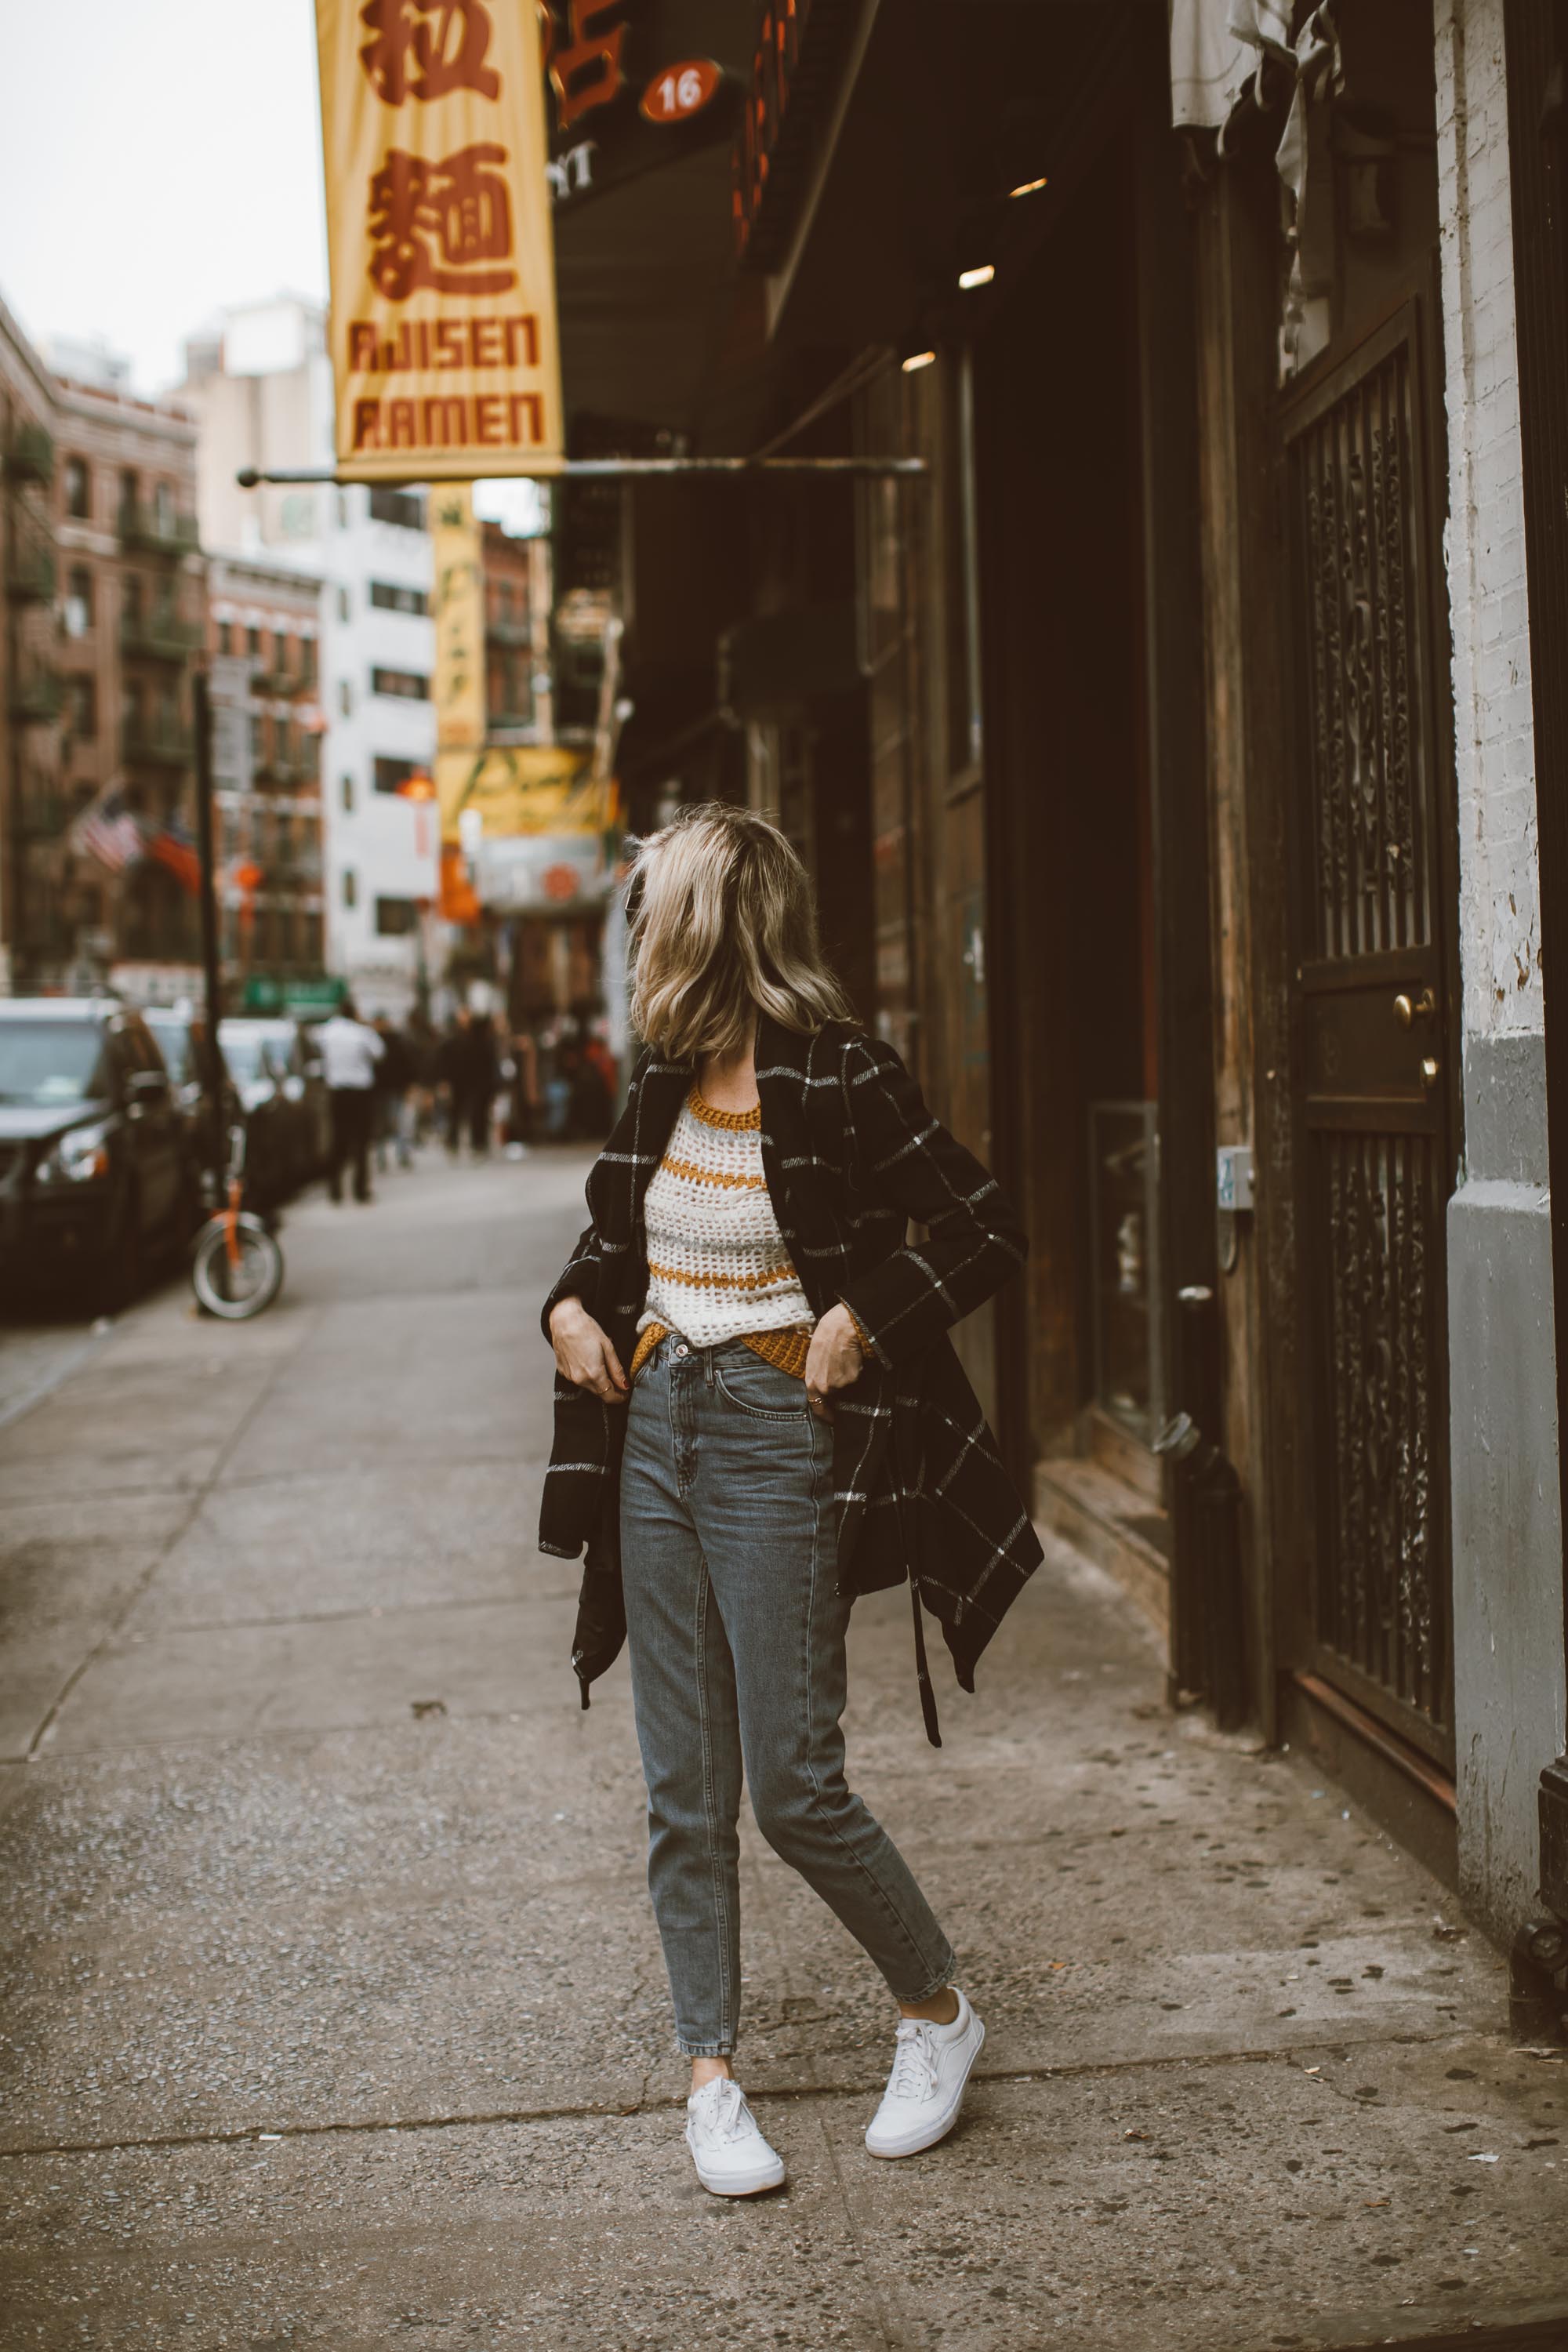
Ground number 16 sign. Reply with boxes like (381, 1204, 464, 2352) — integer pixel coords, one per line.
(639, 59, 723, 122)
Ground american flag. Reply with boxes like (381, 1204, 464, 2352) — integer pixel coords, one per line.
(72, 784, 144, 873)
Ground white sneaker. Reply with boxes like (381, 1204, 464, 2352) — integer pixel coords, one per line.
(864, 1990, 985, 2158)
(684, 2076, 786, 2197)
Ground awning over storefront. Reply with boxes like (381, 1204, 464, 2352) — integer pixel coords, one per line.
(730, 1, 1137, 363)
(549, 0, 1135, 450)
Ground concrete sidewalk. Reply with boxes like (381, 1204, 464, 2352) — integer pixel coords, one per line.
(0, 1148, 1564, 2350)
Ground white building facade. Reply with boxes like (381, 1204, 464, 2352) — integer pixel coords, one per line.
(181, 299, 438, 1018)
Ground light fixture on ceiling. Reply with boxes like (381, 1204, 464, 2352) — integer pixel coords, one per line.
(957, 263, 995, 291)
(901, 347, 937, 374)
(1008, 175, 1048, 199)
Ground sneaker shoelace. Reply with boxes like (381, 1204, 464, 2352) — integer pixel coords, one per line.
(691, 2078, 750, 2144)
(888, 2019, 939, 2103)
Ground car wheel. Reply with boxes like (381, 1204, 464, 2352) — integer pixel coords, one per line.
(95, 1192, 143, 1316)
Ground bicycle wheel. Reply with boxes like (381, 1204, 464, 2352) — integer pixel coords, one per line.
(191, 1214, 284, 1320)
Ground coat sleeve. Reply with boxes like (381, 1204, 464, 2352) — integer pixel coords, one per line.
(837, 1033, 1027, 1367)
(540, 1218, 605, 1342)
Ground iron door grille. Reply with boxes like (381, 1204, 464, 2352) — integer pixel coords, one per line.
(1283, 296, 1457, 1768)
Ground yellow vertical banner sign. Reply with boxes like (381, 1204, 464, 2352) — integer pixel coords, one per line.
(314, 1, 564, 480)
(430, 482, 485, 758)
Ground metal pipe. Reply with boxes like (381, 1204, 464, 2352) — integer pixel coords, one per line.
(235, 457, 927, 488)
(191, 667, 226, 1198)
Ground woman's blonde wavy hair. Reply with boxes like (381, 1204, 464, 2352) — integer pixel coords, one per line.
(627, 802, 856, 1063)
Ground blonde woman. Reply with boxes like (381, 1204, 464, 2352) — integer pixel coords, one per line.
(540, 804, 1040, 2197)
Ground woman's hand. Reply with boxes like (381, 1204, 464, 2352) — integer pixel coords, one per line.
(549, 1296, 629, 1404)
(803, 1303, 867, 1420)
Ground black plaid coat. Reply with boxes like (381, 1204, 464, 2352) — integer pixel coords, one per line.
(537, 1011, 1044, 1742)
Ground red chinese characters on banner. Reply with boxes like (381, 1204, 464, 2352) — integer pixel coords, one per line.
(367, 144, 517, 299)
(543, 0, 626, 132)
(358, 0, 500, 102)
(319, 0, 563, 474)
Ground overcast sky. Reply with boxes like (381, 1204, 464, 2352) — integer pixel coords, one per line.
(2, 0, 543, 531)
(2, 0, 328, 394)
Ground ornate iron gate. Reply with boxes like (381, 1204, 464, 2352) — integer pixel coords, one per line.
(1283, 296, 1457, 1769)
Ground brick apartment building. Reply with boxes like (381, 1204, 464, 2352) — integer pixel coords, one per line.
(0, 292, 62, 993)
(0, 297, 206, 997)
(482, 517, 552, 743)
(53, 354, 204, 992)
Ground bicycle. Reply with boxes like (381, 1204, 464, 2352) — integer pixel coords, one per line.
(190, 1121, 284, 1320)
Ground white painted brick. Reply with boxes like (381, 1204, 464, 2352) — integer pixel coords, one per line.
(1436, 0, 1541, 1042)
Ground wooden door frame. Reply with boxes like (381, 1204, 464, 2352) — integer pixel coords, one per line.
(1191, 149, 1301, 1744)
(1131, 36, 1220, 1697)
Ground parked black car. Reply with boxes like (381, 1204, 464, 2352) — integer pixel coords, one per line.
(0, 997, 194, 1311)
(143, 1004, 239, 1192)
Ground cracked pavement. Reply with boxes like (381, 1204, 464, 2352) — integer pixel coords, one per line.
(2, 1148, 1566, 2350)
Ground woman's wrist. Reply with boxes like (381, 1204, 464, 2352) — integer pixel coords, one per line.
(840, 1301, 873, 1359)
(549, 1294, 587, 1338)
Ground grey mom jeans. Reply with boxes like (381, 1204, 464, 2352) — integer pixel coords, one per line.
(620, 1334, 956, 2056)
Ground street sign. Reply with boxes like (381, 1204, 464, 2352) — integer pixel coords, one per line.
(544, 4, 739, 215)
(473, 832, 614, 909)
(432, 486, 485, 756)
(434, 742, 607, 842)
(640, 61, 722, 122)
(210, 655, 253, 788)
(242, 975, 347, 1015)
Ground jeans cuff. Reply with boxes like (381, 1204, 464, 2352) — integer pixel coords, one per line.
(677, 2038, 734, 2059)
(893, 1951, 956, 2005)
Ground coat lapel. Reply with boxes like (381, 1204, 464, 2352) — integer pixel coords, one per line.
(756, 1014, 841, 1316)
(590, 1051, 691, 1261)
(757, 1013, 891, 1572)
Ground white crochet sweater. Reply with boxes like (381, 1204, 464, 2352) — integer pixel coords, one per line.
(635, 1090, 812, 1352)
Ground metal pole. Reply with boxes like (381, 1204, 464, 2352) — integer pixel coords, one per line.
(236, 456, 928, 488)
(191, 666, 224, 1194)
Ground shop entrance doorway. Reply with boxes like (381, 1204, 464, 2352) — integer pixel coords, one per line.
(975, 136, 1170, 1627)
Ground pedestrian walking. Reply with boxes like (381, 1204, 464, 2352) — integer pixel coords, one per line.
(403, 1011, 438, 1145)
(317, 996, 384, 1204)
(372, 1014, 416, 1172)
(540, 804, 1041, 2199)
(505, 1025, 539, 1149)
(436, 1007, 499, 1157)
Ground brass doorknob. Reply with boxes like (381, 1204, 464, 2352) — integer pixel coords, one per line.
(1393, 987, 1437, 1028)
(1421, 1057, 1439, 1089)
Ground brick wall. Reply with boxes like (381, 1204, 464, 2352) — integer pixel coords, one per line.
(1435, 0, 1541, 1042)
